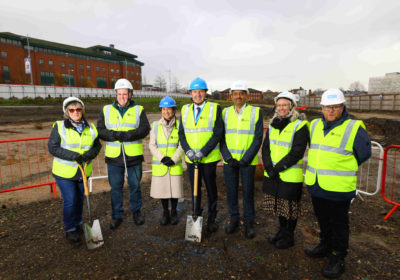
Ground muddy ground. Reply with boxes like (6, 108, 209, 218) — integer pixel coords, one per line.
(0, 104, 400, 280)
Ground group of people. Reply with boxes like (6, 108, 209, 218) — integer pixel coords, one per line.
(48, 77, 371, 279)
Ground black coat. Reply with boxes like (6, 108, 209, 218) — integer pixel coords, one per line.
(261, 117, 309, 201)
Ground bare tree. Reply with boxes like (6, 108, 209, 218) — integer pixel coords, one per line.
(348, 81, 365, 92)
(171, 76, 181, 92)
(154, 75, 167, 91)
(141, 76, 148, 86)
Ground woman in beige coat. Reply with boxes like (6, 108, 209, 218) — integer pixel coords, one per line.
(149, 96, 184, 225)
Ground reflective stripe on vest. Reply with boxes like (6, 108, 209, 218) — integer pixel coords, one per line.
(103, 104, 143, 158)
(181, 102, 221, 163)
(264, 119, 308, 183)
(52, 121, 97, 179)
(152, 120, 183, 177)
(223, 105, 259, 165)
(305, 118, 364, 192)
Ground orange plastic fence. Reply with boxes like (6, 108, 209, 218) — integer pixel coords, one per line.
(0, 137, 57, 197)
(381, 145, 400, 220)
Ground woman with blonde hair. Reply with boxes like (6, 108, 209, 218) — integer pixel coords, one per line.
(262, 92, 309, 249)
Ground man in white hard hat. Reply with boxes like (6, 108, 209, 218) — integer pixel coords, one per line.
(220, 81, 263, 239)
(97, 78, 150, 230)
(304, 88, 371, 279)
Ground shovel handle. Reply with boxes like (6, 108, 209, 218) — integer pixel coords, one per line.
(77, 163, 89, 196)
(193, 162, 199, 197)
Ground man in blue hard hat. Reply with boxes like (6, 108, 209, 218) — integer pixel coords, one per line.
(179, 77, 223, 233)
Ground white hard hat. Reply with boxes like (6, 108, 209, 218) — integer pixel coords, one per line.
(63, 96, 84, 113)
(274, 91, 297, 107)
(320, 89, 346, 106)
(114, 78, 133, 91)
(229, 81, 249, 94)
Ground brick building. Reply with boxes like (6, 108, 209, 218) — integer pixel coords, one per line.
(0, 32, 144, 89)
(220, 87, 263, 101)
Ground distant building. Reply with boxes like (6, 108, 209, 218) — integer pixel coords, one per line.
(369, 72, 400, 94)
(220, 88, 263, 101)
(289, 87, 307, 96)
(0, 32, 144, 89)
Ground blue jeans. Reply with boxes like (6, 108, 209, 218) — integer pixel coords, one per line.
(55, 177, 84, 232)
(107, 163, 142, 219)
(223, 164, 256, 225)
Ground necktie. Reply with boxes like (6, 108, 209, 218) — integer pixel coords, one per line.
(196, 107, 201, 119)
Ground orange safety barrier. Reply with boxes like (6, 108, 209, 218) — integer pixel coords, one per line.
(381, 145, 400, 220)
(0, 137, 57, 197)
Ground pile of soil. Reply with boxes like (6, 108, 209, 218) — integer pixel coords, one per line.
(1, 168, 399, 279)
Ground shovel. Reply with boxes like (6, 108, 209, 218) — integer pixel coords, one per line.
(77, 163, 104, 250)
(185, 162, 203, 242)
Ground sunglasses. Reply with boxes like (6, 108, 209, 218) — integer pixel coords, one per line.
(68, 108, 82, 113)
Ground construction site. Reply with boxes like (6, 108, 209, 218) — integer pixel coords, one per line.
(0, 102, 400, 280)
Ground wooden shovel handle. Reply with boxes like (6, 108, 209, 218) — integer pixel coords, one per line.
(77, 163, 89, 196)
(193, 163, 199, 197)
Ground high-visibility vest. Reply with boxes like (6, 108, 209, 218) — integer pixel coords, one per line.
(305, 118, 365, 192)
(223, 105, 260, 165)
(181, 102, 221, 163)
(264, 119, 308, 183)
(52, 121, 98, 179)
(151, 120, 183, 176)
(103, 104, 144, 158)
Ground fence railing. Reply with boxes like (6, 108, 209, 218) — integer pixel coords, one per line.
(381, 145, 400, 220)
(0, 84, 190, 99)
(299, 93, 400, 111)
(0, 137, 57, 197)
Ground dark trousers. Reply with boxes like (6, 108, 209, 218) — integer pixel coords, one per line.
(223, 164, 255, 225)
(187, 162, 218, 219)
(311, 196, 351, 255)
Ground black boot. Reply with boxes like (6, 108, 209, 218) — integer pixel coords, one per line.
(133, 210, 145, 225)
(207, 216, 218, 233)
(110, 218, 123, 230)
(244, 224, 255, 239)
(268, 227, 285, 244)
(322, 251, 345, 278)
(225, 220, 239, 234)
(275, 228, 294, 249)
(305, 242, 331, 258)
(170, 199, 179, 225)
(160, 210, 170, 225)
(66, 230, 81, 243)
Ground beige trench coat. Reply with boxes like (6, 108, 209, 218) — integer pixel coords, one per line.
(149, 117, 184, 199)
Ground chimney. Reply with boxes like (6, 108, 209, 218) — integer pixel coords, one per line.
(109, 44, 115, 48)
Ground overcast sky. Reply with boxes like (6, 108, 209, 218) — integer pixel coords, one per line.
(1, 0, 400, 92)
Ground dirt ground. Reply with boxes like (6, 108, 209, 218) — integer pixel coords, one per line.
(0, 104, 400, 280)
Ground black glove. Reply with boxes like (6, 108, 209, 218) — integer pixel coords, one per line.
(161, 156, 175, 167)
(113, 131, 129, 142)
(239, 159, 249, 167)
(227, 158, 240, 168)
(267, 169, 278, 180)
(74, 154, 83, 166)
(82, 152, 92, 163)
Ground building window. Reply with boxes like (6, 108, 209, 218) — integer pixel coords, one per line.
(40, 71, 55, 85)
(88, 76, 91, 80)
(39, 59, 44, 65)
(97, 77, 107, 88)
(61, 61, 65, 68)
(96, 66, 100, 72)
(3, 65, 10, 82)
(86, 65, 91, 70)
(79, 64, 83, 70)
(49, 60, 53, 66)
(1, 51, 7, 58)
(102, 67, 106, 72)
(61, 73, 74, 86)
(110, 68, 114, 73)
(69, 63, 74, 69)
(116, 69, 120, 74)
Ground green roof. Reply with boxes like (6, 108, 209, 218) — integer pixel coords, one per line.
(0, 32, 144, 66)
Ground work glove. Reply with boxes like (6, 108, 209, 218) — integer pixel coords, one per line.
(82, 152, 92, 164)
(161, 156, 175, 167)
(267, 169, 278, 180)
(239, 159, 249, 167)
(113, 131, 129, 142)
(193, 151, 204, 161)
(186, 150, 196, 162)
(227, 158, 240, 168)
(74, 154, 84, 166)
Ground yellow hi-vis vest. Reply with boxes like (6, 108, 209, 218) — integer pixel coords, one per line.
(264, 119, 308, 183)
(223, 105, 260, 165)
(305, 118, 365, 193)
(52, 121, 98, 179)
(103, 104, 144, 158)
(151, 120, 183, 176)
(181, 102, 221, 163)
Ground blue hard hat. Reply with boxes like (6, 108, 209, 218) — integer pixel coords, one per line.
(159, 96, 177, 108)
(189, 77, 208, 91)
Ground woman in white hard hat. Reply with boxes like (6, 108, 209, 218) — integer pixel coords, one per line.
(48, 97, 101, 243)
(149, 96, 184, 225)
(261, 91, 309, 249)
